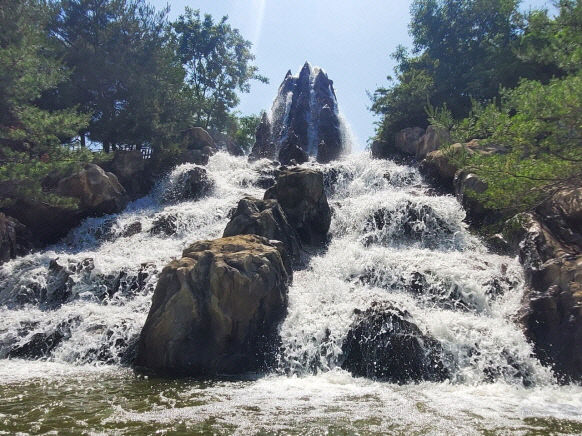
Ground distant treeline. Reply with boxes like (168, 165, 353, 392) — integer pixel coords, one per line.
(0, 0, 265, 206)
(372, 0, 582, 213)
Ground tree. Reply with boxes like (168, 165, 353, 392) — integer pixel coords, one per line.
(172, 8, 268, 131)
(51, 0, 188, 152)
(0, 0, 88, 206)
(371, 0, 548, 143)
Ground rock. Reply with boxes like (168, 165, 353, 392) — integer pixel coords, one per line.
(416, 126, 450, 159)
(0, 213, 33, 264)
(57, 163, 128, 214)
(341, 302, 451, 383)
(135, 235, 290, 376)
(184, 127, 216, 150)
(536, 186, 582, 251)
(181, 148, 211, 165)
(370, 139, 391, 159)
(420, 148, 460, 190)
(264, 167, 331, 245)
(509, 212, 582, 382)
(164, 167, 214, 203)
(249, 112, 276, 161)
(226, 138, 245, 156)
(453, 170, 500, 225)
(395, 127, 425, 155)
(223, 196, 302, 261)
(122, 221, 142, 238)
(266, 62, 344, 161)
(317, 105, 342, 163)
(149, 215, 178, 236)
(7, 318, 78, 359)
(108, 150, 151, 198)
(278, 134, 309, 165)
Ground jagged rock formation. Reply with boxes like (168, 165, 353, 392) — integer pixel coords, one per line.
(264, 167, 331, 245)
(250, 62, 345, 163)
(135, 235, 290, 376)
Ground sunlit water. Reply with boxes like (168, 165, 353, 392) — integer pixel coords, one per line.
(1, 152, 581, 435)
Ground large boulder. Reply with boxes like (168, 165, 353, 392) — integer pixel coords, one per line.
(56, 163, 128, 214)
(0, 213, 33, 264)
(135, 235, 291, 376)
(249, 112, 276, 161)
(317, 105, 342, 163)
(507, 211, 582, 382)
(341, 302, 451, 383)
(264, 167, 331, 245)
(223, 197, 302, 261)
(416, 125, 450, 159)
(184, 127, 216, 151)
(395, 127, 425, 155)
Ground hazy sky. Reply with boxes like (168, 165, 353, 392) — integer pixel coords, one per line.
(151, 0, 554, 149)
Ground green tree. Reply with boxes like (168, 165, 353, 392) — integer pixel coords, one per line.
(371, 0, 549, 143)
(51, 0, 188, 152)
(172, 8, 268, 131)
(0, 0, 88, 207)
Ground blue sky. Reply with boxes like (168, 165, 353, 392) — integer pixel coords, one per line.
(151, 0, 554, 149)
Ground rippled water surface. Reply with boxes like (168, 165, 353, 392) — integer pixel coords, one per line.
(1, 152, 582, 435)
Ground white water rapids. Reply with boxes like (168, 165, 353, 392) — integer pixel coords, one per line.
(1, 151, 581, 434)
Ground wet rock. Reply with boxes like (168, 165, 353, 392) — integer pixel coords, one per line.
(262, 62, 344, 161)
(135, 235, 290, 376)
(223, 197, 302, 261)
(111, 263, 157, 299)
(370, 139, 391, 159)
(317, 105, 342, 163)
(341, 302, 451, 383)
(0, 213, 33, 264)
(164, 167, 214, 203)
(249, 113, 276, 161)
(278, 134, 309, 165)
(122, 221, 142, 238)
(7, 318, 79, 359)
(264, 167, 331, 245)
(365, 201, 457, 248)
(150, 215, 178, 236)
(509, 212, 582, 382)
(536, 186, 582, 251)
(453, 170, 500, 226)
(180, 148, 211, 165)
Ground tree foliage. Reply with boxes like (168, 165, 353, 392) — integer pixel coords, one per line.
(172, 8, 268, 131)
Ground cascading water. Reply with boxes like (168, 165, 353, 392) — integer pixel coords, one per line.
(1, 151, 581, 434)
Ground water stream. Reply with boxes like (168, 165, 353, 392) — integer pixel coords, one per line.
(1, 151, 581, 435)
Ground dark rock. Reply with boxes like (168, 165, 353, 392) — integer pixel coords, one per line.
(0, 213, 33, 264)
(135, 235, 290, 376)
(395, 127, 425, 155)
(249, 112, 275, 161)
(122, 221, 142, 238)
(317, 105, 342, 163)
(223, 196, 302, 261)
(164, 167, 214, 203)
(180, 148, 210, 165)
(453, 170, 501, 226)
(150, 215, 178, 236)
(264, 62, 344, 161)
(510, 212, 582, 382)
(341, 302, 451, 383)
(111, 263, 157, 299)
(278, 133, 309, 165)
(370, 139, 391, 159)
(416, 126, 450, 159)
(264, 167, 331, 245)
(7, 318, 79, 359)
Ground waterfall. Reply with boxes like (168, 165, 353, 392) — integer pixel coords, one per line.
(1, 151, 581, 434)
